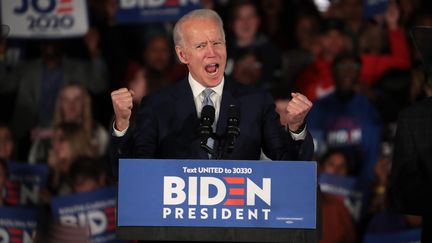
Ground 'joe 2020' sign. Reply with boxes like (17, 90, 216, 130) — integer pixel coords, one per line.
(1, 0, 89, 38)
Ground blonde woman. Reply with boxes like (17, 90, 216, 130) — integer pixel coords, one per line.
(53, 83, 109, 156)
(47, 122, 95, 195)
(28, 83, 109, 163)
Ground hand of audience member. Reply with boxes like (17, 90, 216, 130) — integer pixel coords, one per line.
(111, 88, 135, 131)
(285, 93, 312, 132)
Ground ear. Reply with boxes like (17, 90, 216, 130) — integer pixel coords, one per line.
(175, 45, 189, 64)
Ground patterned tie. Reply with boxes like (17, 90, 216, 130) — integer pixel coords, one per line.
(202, 88, 215, 107)
(202, 89, 215, 156)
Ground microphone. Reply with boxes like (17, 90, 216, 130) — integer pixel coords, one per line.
(200, 105, 215, 155)
(226, 105, 240, 153)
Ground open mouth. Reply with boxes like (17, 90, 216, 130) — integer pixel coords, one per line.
(205, 63, 219, 76)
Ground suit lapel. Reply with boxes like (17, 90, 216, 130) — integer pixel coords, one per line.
(172, 78, 208, 159)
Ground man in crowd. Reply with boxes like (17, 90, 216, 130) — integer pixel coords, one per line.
(110, 9, 313, 166)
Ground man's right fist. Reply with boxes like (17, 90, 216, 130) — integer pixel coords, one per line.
(111, 88, 134, 131)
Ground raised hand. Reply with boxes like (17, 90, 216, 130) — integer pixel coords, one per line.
(285, 92, 313, 132)
(111, 88, 134, 131)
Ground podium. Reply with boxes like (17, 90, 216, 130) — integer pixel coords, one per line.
(117, 159, 319, 242)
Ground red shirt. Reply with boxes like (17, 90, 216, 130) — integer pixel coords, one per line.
(296, 28, 411, 101)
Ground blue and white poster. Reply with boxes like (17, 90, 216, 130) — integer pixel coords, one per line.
(116, 0, 201, 24)
(118, 159, 317, 229)
(51, 187, 122, 243)
(319, 173, 367, 222)
(0, 207, 37, 243)
(3, 162, 49, 206)
(0, 0, 89, 38)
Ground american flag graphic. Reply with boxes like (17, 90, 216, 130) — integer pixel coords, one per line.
(57, 0, 73, 14)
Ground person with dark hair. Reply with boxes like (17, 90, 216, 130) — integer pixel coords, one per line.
(319, 148, 353, 176)
(307, 52, 382, 182)
(0, 123, 14, 161)
(231, 48, 263, 86)
(68, 157, 107, 193)
(225, 0, 282, 91)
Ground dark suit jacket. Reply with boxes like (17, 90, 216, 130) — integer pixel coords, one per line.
(111, 78, 313, 166)
(389, 97, 432, 241)
(111, 78, 318, 242)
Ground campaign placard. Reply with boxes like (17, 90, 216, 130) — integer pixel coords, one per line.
(3, 162, 49, 206)
(0, 206, 37, 243)
(115, 0, 201, 24)
(319, 173, 367, 222)
(0, 0, 89, 38)
(118, 159, 317, 229)
(51, 187, 122, 243)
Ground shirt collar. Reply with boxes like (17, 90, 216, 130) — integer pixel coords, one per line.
(188, 73, 224, 99)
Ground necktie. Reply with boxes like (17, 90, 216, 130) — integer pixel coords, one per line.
(202, 88, 215, 107)
(202, 89, 215, 157)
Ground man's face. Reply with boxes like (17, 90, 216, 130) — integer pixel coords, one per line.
(232, 4, 260, 42)
(334, 58, 360, 94)
(175, 18, 227, 87)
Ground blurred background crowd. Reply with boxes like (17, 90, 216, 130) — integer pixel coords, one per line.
(1, 0, 432, 242)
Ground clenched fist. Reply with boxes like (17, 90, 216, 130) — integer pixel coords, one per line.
(111, 88, 134, 131)
(285, 93, 312, 132)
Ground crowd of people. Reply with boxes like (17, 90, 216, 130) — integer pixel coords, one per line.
(1, 0, 431, 242)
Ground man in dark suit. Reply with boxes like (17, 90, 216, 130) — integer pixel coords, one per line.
(110, 9, 313, 167)
(389, 97, 432, 242)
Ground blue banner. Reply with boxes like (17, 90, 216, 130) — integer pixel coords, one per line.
(0, 206, 37, 243)
(118, 159, 317, 229)
(4, 162, 49, 206)
(116, 0, 201, 24)
(51, 187, 123, 243)
(319, 173, 368, 223)
(363, 228, 421, 243)
(363, 0, 389, 19)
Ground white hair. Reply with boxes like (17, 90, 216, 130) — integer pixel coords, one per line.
(173, 9, 225, 47)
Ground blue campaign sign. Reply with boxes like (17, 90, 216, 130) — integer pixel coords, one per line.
(4, 162, 49, 206)
(0, 206, 37, 242)
(118, 159, 317, 229)
(116, 0, 201, 24)
(51, 187, 123, 243)
(319, 173, 367, 223)
(363, 0, 389, 19)
(363, 228, 421, 243)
